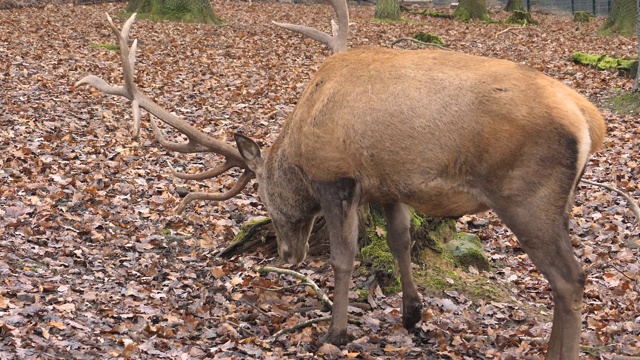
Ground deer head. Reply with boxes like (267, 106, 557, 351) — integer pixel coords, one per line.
(76, 3, 606, 359)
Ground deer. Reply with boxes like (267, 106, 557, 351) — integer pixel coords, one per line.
(75, 1, 605, 358)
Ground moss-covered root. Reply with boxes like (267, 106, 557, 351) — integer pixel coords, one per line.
(572, 52, 638, 76)
(413, 32, 444, 45)
(360, 230, 401, 294)
(505, 10, 539, 25)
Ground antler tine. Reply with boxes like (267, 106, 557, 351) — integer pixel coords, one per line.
(175, 170, 254, 214)
(273, 0, 349, 54)
(167, 160, 235, 181)
(76, 13, 256, 213)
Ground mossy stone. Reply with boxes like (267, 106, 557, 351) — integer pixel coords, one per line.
(445, 233, 490, 271)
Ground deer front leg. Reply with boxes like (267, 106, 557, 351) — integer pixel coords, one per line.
(314, 179, 360, 346)
(383, 203, 422, 329)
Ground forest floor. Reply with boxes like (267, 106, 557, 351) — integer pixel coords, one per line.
(1, 1, 639, 359)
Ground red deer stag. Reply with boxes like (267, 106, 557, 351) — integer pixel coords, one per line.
(76, 2, 605, 358)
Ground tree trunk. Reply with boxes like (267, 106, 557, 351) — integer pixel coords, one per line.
(453, 0, 489, 21)
(375, 0, 400, 20)
(504, 0, 524, 12)
(599, 0, 637, 36)
(124, 0, 223, 24)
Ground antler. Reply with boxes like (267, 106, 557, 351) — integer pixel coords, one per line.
(272, 0, 349, 54)
(75, 14, 254, 213)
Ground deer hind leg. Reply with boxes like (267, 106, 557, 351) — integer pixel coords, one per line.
(493, 199, 584, 360)
(382, 203, 422, 329)
(313, 179, 361, 346)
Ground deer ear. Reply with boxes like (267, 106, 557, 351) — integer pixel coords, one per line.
(234, 133, 263, 172)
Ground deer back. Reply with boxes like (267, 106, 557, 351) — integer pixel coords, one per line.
(277, 47, 605, 216)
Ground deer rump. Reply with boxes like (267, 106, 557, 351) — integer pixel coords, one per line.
(282, 47, 604, 217)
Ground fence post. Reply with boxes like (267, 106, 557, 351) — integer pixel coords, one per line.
(571, 0, 575, 14)
(526, 0, 530, 12)
(592, 0, 596, 15)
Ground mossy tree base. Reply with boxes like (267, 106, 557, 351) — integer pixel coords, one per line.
(375, 0, 400, 20)
(598, 0, 636, 37)
(504, 0, 524, 12)
(573, 11, 594, 23)
(505, 10, 538, 25)
(123, 0, 223, 24)
(453, 0, 489, 21)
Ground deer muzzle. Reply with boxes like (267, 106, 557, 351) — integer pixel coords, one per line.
(278, 242, 308, 265)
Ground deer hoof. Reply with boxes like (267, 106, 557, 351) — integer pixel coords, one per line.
(319, 329, 349, 346)
(403, 301, 423, 329)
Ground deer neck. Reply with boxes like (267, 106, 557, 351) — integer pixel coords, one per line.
(264, 140, 321, 218)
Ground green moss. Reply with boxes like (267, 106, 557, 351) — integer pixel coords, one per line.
(413, 32, 444, 45)
(120, 0, 223, 25)
(599, 2, 635, 37)
(453, 0, 490, 22)
(382, 278, 402, 294)
(423, 273, 451, 290)
(609, 93, 640, 114)
(361, 235, 395, 274)
(446, 233, 490, 271)
(91, 43, 119, 51)
(375, 0, 400, 20)
(359, 206, 401, 294)
(572, 52, 637, 73)
(232, 218, 272, 243)
(356, 289, 369, 302)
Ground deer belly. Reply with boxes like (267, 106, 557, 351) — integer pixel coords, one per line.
(403, 186, 489, 218)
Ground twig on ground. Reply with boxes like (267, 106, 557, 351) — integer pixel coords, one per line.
(272, 316, 332, 339)
(461, 334, 545, 344)
(271, 316, 361, 340)
(390, 37, 449, 50)
(609, 262, 638, 283)
(581, 179, 640, 227)
(256, 266, 333, 310)
(495, 27, 521, 38)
